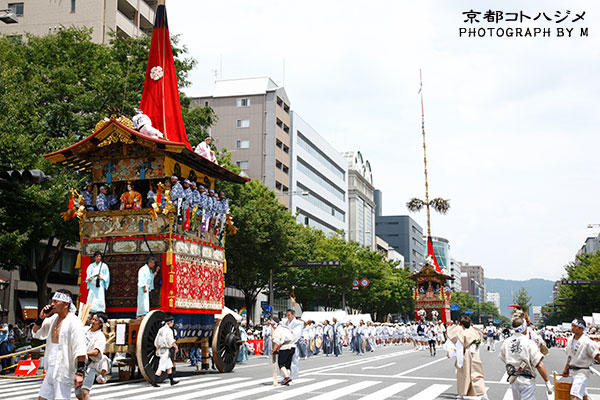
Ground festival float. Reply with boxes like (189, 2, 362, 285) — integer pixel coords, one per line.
(407, 70, 453, 324)
(43, 2, 248, 382)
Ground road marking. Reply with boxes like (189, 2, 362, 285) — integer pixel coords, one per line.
(501, 372, 508, 382)
(359, 382, 416, 400)
(314, 372, 456, 381)
(362, 362, 395, 370)
(153, 377, 276, 400)
(406, 383, 451, 400)
(503, 388, 513, 400)
(258, 379, 346, 400)
(208, 379, 314, 400)
(92, 376, 242, 400)
(303, 350, 416, 375)
(308, 380, 380, 400)
(235, 362, 270, 369)
(395, 356, 447, 376)
(592, 367, 600, 377)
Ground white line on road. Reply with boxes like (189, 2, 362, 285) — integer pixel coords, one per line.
(501, 372, 508, 382)
(362, 362, 395, 370)
(395, 356, 447, 376)
(308, 380, 380, 400)
(406, 383, 451, 400)
(592, 367, 600, 377)
(503, 388, 513, 400)
(258, 379, 346, 400)
(302, 350, 416, 376)
(208, 379, 314, 400)
(235, 362, 270, 369)
(157, 377, 275, 400)
(359, 382, 416, 400)
(92, 376, 243, 400)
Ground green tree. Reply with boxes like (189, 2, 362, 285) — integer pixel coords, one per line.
(450, 291, 477, 320)
(513, 287, 532, 314)
(555, 252, 600, 321)
(0, 28, 210, 307)
(224, 179, 300, 323)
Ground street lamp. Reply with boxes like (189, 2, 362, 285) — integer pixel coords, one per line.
(0, 9, 18, 24)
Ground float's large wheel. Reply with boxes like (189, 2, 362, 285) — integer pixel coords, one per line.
(136, 310, 174, 383)
(211, 313, 242, 372)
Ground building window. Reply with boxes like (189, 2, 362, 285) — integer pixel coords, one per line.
(235, 161, 248, 170)
(8, 2, 24, 16)
(71, 0, 76, 12)
(277, 97, 283, 107)
(276, 139, 283, 149)
(204, 101, 209, 107)
(282, 165, 289, 174)
(282, 186, 289, 192)
(275, 181, 282, 190)
(236, 98, 251, 107)
(283, 145, 289, 153)
(236, 140, 249, 149)
(276, 160, 282, 170)
(236, 119, 250, 128)
(283, 124, 290, 134)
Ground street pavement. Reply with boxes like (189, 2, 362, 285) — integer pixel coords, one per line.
(0, 340, 599, 399)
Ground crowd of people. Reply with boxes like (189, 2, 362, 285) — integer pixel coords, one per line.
(78, 175, 229, 237)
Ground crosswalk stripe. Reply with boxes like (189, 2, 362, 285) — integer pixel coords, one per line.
(501, 372, 509, 382)
(259, 379, 346, 400)
(406, 383, 451, 400)
(0, 381, 45, 394)
(152, 377, 274, 400)
(91, 376, 240, 400)
(308, 380, 380, 400)
(209, 378, 314, 400)
(358, 382, 416, 400)
(503, 388, 513, 400)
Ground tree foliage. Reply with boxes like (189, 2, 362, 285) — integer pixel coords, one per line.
(542, 252, 600, 325)
(513, 287, 532, 313)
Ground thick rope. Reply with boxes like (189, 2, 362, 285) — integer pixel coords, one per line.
(0, 344, 45, 360)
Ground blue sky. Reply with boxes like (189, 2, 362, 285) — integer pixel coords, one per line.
(168, 1, 600, 280)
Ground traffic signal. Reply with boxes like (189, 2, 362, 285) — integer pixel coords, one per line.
(0, 170, 52, 184)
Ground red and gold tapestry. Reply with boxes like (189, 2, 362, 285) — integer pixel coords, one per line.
(173, 254, 224, 310)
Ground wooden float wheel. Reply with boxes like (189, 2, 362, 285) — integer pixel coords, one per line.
(136, 310, 175, 383)
(211, 313, 242, 372)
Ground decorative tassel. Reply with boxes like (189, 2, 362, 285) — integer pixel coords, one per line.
(166, 247, 173, 266)
(223, 260, 227, 274)
(183, 207, 191, 230)
(68, 193, 74, 209)
(156, 187, 162, 204)
(75, 252, 82, 269)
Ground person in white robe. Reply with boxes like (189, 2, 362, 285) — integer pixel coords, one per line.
(262, 320, 273, 356)
(499, 317, 552, 400)
(85, 251, 110, 313)
(33, 290, 86, 400)
(194, 137, 217, 163)
(562, 318, 600, 400)
(151, 315, 179, 387)
(137, 257, 160, 318)
(282, 309, 305, 380)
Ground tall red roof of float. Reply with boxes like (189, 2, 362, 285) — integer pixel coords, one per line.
(427, 236, 442, 273)
(139, 4, 191, 149)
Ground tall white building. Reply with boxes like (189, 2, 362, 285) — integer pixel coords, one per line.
(486, 292, 500, 311)
(290, 112, 347, 236)
(448, 258, 462, 292)
(343, 151, 375, 250)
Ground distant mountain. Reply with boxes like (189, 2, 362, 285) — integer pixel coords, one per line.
(485, 278, 555, 317)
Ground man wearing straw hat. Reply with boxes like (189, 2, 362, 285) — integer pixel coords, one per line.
(499, 317, 553, 399)
(75, 312, 107, 400)
(562, 318, 600, 400)
(33, 289, 87, 400)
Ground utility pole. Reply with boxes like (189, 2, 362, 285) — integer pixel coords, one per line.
(269, 268, 274, 310)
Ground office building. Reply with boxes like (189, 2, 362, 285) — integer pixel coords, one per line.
(343, 151, 375, 250)
(191, 77, 293, 207)
(461, 262, 485, 302)
(0, 0, 156, 43)
(461, 272, 483, 304)
(376, 215, 424, 271)
(430, 236, 450, 271)
(290, 112, 347, 235)
(576, 232, 600, 259)
(376, 236, 405, 268)
(486, 292, 500, 311)
(374, 189, 382, 217)
(448, 258, 462, 292)
(531, 305, 542, 325)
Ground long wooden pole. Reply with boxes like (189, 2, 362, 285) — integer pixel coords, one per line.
(420, 69, 431, 237)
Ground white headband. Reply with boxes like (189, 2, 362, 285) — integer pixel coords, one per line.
(52, 292, 77, 313)
(514, 321, 527, 333)
(572, 319, 585, 328)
